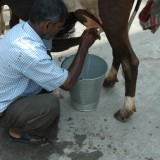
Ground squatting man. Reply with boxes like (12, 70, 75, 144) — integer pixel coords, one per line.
(0, 0, 100, 144)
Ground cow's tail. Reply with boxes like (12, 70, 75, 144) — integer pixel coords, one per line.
(128, 0, 142, 30)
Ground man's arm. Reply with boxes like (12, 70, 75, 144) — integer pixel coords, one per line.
(60, 28, 100, 91)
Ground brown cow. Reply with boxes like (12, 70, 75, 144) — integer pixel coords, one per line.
(0, 0, 142, 122)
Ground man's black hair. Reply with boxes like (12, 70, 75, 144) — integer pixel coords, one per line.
(29, 0, 68, 25)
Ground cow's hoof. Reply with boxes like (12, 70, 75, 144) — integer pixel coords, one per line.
(103, 79, 115, 87)
(114, 109, 134, 122)
(103, 82, 115, 87)
(103, 77, 118, 88)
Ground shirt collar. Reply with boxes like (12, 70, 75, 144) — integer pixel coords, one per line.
(22, 21, 43, 43)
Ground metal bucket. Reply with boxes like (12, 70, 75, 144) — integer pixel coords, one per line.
(61, 54, 108, 111)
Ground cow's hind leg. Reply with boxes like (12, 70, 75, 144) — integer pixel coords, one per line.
(99, 0, 139, 122)
(9, 10, 19, 28)
(0, 6, 5, 35)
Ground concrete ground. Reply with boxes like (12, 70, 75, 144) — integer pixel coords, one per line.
(1, 1, 160, 159)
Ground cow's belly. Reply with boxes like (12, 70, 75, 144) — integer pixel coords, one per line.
(63, 0, 103, 31)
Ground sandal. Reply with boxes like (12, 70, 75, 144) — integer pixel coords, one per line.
(8, 132, 47, 145)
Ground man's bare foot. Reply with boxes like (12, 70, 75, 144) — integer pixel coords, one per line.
(9, 128, 46, 143)
(9, 128, 21, 138)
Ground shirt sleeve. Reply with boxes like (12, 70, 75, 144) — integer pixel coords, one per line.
(23, 57, 68, 91)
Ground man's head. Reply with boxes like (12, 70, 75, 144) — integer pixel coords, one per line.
(29, 0, 68, 39)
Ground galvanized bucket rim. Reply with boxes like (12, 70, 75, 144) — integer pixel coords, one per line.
(61, 54, 108, 80)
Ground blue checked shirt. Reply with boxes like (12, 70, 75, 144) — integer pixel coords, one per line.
(0, 22, 68, 113)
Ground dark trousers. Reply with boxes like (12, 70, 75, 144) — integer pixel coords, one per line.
(0, 90, 60, 140)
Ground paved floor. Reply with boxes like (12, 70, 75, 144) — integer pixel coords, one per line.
(1, 1, 160, 160)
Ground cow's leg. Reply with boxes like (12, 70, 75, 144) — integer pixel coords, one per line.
(0, 6, 5, 35)
(9, 10, 19, 28)
(54, 12, 77, 38)
(99, 0, 139, 122)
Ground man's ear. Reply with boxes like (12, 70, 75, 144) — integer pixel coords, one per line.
(42, 20, 51, 31)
